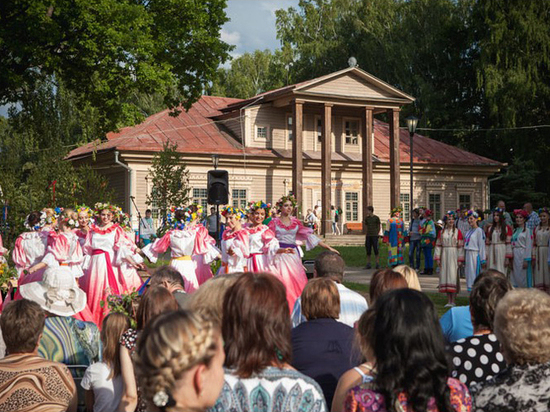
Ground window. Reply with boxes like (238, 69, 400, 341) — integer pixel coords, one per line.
(345, 192, 359, 221)
(400, 193, 410, 222)
(317, 118, 322, 143)
(256, 125, 268, 139)
(459, 194, 471, 210)
(193, 188, 209, 210)
(232, 189, 247, 209)
(287, 115, 293, 141)
(429, 193, 442, 221)
(149, 187, 160, 219)
(344, 120, 359, 145)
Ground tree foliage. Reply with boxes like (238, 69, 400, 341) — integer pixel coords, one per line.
(0, 0, 232, 133)
(146, 142, 190, 230)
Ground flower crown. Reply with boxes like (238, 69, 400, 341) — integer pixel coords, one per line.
(445, 210, 457, 218)
(466, 209, 481, 220)
(390, 207, 403, 217)
(492, 207, 505, 214)
(513, 209, 530, 220)
(24, 213, 46, 231)
(76, 205, 92, 217)
(538, 207, 550, 216)
(167, 205, 204, 229)
(248, 200, 271, 214)
(277, 194, 297, 208)
(117, 212, 132, 229)
(221, 206, 246, 219)
(94, 202, 120, 215)
(41, 207, 62, 225)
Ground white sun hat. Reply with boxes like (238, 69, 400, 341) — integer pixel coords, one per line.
(19, 266, 87, 316)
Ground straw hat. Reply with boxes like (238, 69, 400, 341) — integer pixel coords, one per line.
(19, 267, 87, 316)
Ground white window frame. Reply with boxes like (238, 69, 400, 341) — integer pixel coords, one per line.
(286, 114, 293, 141)
(428, 192, 443, 221)
(231, 188, 248, 210)
(192, 188, 209, 210)
(254, 124, 269, 141)
(343, 118, 360, 145)
(400, 193, 411, 222)
(345, 192, 359, 222)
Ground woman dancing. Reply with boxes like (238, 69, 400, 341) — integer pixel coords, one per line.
(511, 209, 533, 288)
(218, 206, 249, 275)
(143, 205, 219, 292)
(384, 207, 405, 267)
(246, 201, 280, 275)
(75, 205, 92, 248)
(12, 211, 48, 287)
(486, 208, 512, 274)
(269, 194, 338, 309)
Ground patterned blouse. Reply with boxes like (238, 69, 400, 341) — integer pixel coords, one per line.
(0, 353, 75, 412)
(210, 366, 327, 412)
(120, 329, 147, 412)
(470, 361, 550, 412)
(344, 377, 472, 412)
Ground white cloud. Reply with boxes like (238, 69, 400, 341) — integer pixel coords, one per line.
(220, 29, 241, 46)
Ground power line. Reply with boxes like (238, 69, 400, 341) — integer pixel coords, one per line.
(415, 124, 550, 132)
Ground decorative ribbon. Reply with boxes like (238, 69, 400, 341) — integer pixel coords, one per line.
(92, 249, 120, 295)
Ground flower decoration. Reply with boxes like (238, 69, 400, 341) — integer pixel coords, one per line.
(277, 194, 297, 209)
(445, 210, 457, 218)
(221, 206, 246, 219)
(94, 202, 119, 215)
(538, 207, 550, 216)
(390, 207, 403, 217)
(24, 213, 45, 231)
(248, 200, 271, 214)
(76, 205, 92, 217)
(423, 209, 433, 218)
(117, 212, 132, 229)
(492, 207, 505, 214)
(42, 207, 61, 225)
(466, 209, 481, 220)
(59, 215, 79, 229)
(513, 209, 530, 220)
(153, 390, 170, 408)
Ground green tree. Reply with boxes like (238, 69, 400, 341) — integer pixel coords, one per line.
(0, 0, 232, 133)
(146, 142, 190, 230)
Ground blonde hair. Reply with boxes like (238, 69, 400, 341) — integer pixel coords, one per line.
(301, 278, 340, 320)
(134, 310, 219, 411)
(494, 289, 550, 365)
(59, 209, 77, 230)
(186, 273, 239, 324)
(393, 265, 422, 291)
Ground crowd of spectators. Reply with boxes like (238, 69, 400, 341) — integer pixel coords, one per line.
(0, 252, 549, 412)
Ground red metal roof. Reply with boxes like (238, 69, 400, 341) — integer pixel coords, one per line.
(67, 95, 501, 167)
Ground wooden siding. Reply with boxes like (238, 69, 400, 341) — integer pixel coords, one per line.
(301, 73, 389, 99)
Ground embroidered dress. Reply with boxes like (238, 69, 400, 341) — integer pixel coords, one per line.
(464, 227, 486, 291)
(511, 227, 533, 288)
(80, 223, 135, 326)
(42, 231, 84, 278)
(486, 225, 513, 274)
(269, 217, 321, 310)
(12, 230, 49, 286)
(210, 366, 327, 412)
(246, 224, 279, 274)
(384, 217, 405, 266)
(218, 228, 249, 275)
(533, 227, 550, 292)
(143, 224, 219, 292)
(344, 377, 471, 412)
(434, 228, 464, 293)
(117, 229, 144, 293)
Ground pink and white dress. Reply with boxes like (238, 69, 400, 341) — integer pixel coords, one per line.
(80, 224, 136, 326)
(118, 230, 144, 293)
(218, 229, 249, 275)
(269, 217, 321, 310)
(12, 230, 49, 285)
(0, 234, 7, 264)
(246, 224, 279, 275)
(143, 224, 219, 292)
(74, 228, 89, 249)
(42, 231, 84, 278)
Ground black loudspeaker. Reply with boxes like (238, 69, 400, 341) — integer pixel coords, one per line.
(207, 170, 229, 205)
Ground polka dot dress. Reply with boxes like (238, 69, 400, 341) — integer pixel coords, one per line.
(450, 333, 506, 387)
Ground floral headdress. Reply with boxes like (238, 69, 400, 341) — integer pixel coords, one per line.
(445, 210, 457, 218)
(94, 202, 119, 215)
(117, 212, 132, 229)
(166, 207, 185, 230)
(167, 205, 203, 229)
(538, 207, 550, 216)
(24, 213, 46, 231)
(221, 206, 246, 220)
(41, 207, 62, 225)
(390, 207, 403, 217)
(76, 205, 92, 217)
(492, 207, 505, 214)
(423, 209, 433, 218)
(466, 209, 481, 220)
(248, 200, 271, 214)
(276, 194, 297, 209)
(58, 212, 79, 229)
(513, 209, 529, 220)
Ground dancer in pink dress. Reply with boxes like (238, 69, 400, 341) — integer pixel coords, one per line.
(246, 201, 280, 276)
(116, 211, 144, 293)
(0, 234, 7, 265)
(269, 194, 339, 310)
(80, 203, 140, 326)
(74, 205, 92, 248)
(12, 211, 49, 287)
(143, 205, 219, 292)
(218, 207, 249, 275)
(28, 209, 84, 279)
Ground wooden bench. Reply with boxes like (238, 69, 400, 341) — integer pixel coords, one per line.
(345, 222, 363, 234)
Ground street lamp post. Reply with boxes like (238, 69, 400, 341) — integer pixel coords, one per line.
(211, 154, 220, 245)
(406, 116, 418, 215)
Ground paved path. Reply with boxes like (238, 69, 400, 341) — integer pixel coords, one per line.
(343, 266, 470, 296)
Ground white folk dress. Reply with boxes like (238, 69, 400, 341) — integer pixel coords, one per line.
(511, 227, 533, 288)
(533, 227, 550, 291)
(12, 230, 49, 285)
(42, 231, 84, 278)
(464, 227, 486, 291)
(246, 225, 279, 275)
(434, 228, 464, 294)
(486, 225, 513, 274)
(218, 228, 249, 275)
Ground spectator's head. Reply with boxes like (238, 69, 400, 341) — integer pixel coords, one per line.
(19, 266, 87, 317)
(497, 200, 506, 210)
(135, 310, 225, 412)
(393, 265, 421, 291)
(369, 269, 408, 305)
(145, 209, 152, 217)
(470, 270, 512, 332)
(301, 278, 340, 321)
(367, 206, 374, 214)
(1, 299, 45, 354)
(150, 266, 185, 292)
(523, 202, 533, 213)
(223, 272, 291, 378)
(101, 313, 131, 379)
(356, 309, 376, 363)
(373, 289, 450, 412)
(210, 207, 215, 214)
(412, 208, 419, 219)
(136, 286, 179, 331)
(494, 289, 550, 365)
(313, 251, 345, 283)
(186, 274, 240, 324)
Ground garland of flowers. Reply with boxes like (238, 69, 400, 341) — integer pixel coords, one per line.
(513, 209, 529, 220)
(24, 213, 45, 231)
(445, 210, 457, 219)
(221, 206, 246, 220)
(466, 209, 481, 220)
(94, 202, 121, 216)
(248, 200, 271, 214)
(492, 207, 505, 214)
(538, 207, 550, 216)
(59, 215, 79, 229)
(117, 212, 132, 230)
(390, 207, 403, 217)
(76, 205, 92, 217)
(276, 193, 297, 209)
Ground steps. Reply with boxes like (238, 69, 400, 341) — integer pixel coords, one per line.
(323, 234, 365, 246)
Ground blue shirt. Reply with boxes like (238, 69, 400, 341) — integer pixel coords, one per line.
(440, 306, 473, 344)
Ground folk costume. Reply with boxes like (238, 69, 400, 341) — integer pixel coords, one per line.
(511, 210, 533, 288)
(117, 213, 144, 293)
(435, 217, 464, 294)
(486, 212, 513, 275)
(245, 201, 279, 275)
(42, 230, 84, 279)
(218, 207, 249, 275)
(384, 208, 405, 267)
(463, 211, 486, 291)
(420, 210, 437, 275)
(0, 234, 7, 265)
(12, 212, 49, 286)
(533, 208, 550, 292)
